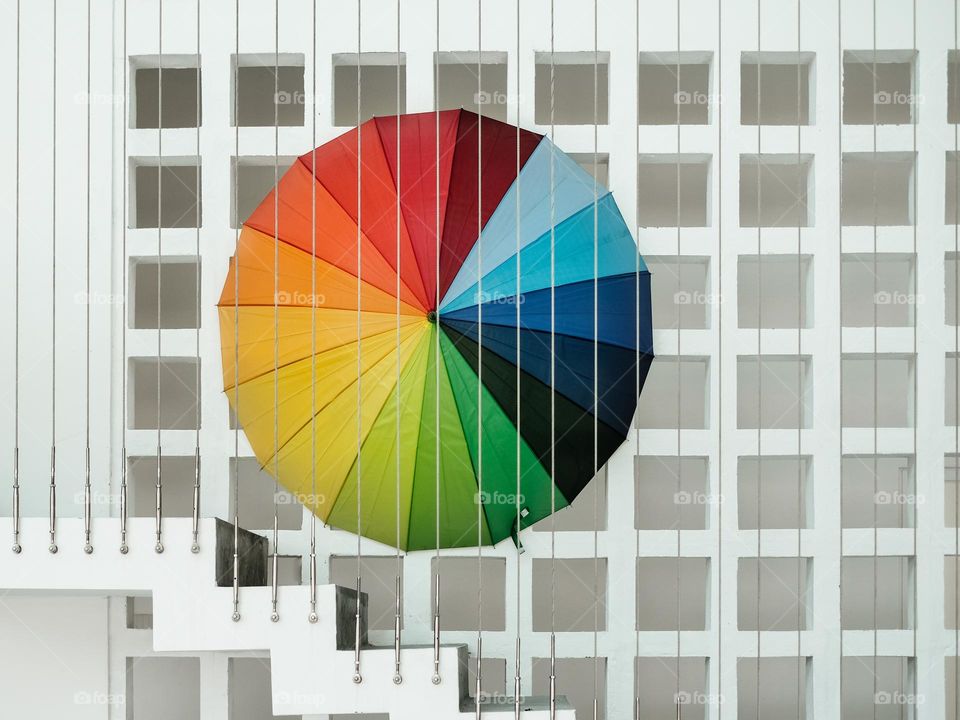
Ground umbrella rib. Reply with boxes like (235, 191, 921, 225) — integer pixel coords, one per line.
(257, 325, 427, 472)
(223, 322, 416, 392)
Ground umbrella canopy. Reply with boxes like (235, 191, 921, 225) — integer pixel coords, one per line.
(218, 109, 653, 550)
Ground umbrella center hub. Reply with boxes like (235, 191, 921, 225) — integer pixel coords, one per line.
(427, 310, 437, 324)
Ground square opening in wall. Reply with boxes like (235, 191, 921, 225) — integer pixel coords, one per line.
(229, 658, 299, 720)
(737, 355, 812, 429)
(737, 557, 810, 630)
(841, 354, 914, 428)
(947, 455, 960, 527)
(231, 156, 297, 228)
(842, 253, 916, 327)
(131, 158, 202, 229)
(948, 152, 960, 225)
(635, 455, 710, 531)
(646, 255, 712, 330)
(435, 51, 508, 122)
(842, 556, 913, 629)
(841, 152, 915, 226)
(638, 51, 713, 125)
(741, 52, 815, 125)
(635, 356, 709, 430)
(568, 152, 610, 188)
(842, 656, 914, 720)
(739, 154, 814, 227)
(843, 50, 917, 125)
(228, 457, 303, 531)
(130, 257, 199, 329)
(737, 658, 808, 720)
(945, 556, 960, 629)
(232, 54, 305, 127)
(843, 455, 915, 528)
(127, 455, 196, 518)
(126, 596, 153, 629)
(951, 51, 960, 124)
(131, 56, 201, 129)
(328, 555, 404, 631)
(531, 657, 607, 720)
(738, 456, 812, 530)
(333, 53, 406, 126)
(126, 657, 200, 720)
(532, 558, 607, 632)
(268, 556, 302, 587)
(128, 357, 199, 430)
(635, 657, 709, 720)
(737, 254, 813, 328)
(532, 468, 606, 531)
(636, 557, 709, 631)
(463, 656, 507, 700)
(948, 354, 960, 426)
(637, 154, 711, 227)
(535, 51, 609, 125)
(429, 557, 505, 631)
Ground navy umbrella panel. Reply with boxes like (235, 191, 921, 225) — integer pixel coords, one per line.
(437, 137, 654, 508)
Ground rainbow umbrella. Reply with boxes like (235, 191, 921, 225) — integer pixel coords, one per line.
(218, 109, 653, 550)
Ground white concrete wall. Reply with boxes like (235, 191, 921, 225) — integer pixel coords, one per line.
(0, 0, 956, 719)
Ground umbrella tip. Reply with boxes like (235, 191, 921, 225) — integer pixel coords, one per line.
(427, 310, 437, 324)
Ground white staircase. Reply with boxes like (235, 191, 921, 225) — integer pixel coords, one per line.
(0, 517, 575, 719)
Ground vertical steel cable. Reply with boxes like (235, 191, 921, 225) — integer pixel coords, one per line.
(838, 0, 845, 707)
(591, 1, 600, 717)
(432, 0, 443, 687)
(476, 4, 485, 716)
(548, 3, 557, 718)
(715, 2, 723, 718)
(754, 0, 762, 712)
(83, 0, 93, 555)
(155, 0, 164, 555)
(674, 4, 682, 717)
(231, 0, 241, 623)
(270, 0, 281, 625)
(871, 4, 879, 715)
(120, 0, 129, 556)
(12, 0, 21, 555)
(191, 0, 202, 555)
(795, 0, 803, 713)
(634, 3, 641, 717)
(513, 0, 522, 712)
(954, 0, 960, 714)
(353, 0, 364, 685)
(308, 0, 319, 626)
(393, 0, 403, 686)
(837, 0, 845, 709)
(49, 0, 58, 556)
